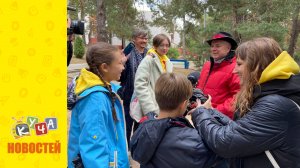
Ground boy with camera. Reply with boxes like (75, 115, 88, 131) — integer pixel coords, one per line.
(130, 73, 220, 168)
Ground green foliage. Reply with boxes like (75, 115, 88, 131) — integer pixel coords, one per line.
(237, 22, 288, 44)
(185, 42, 210, 68)
(69, 0, 149, 41)
(106, 0, 139, 39)
(203, 0, 297, 45)
(294, 51, 300, 63)
(167, 48, 180, 59)
(68, 0, 299, 57)
(74, 36, 85, 58)
(148, 0, 204, 33)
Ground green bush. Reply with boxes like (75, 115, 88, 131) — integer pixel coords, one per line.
(74, 36, 85, 59)
(186, 43, 210, 68)
(167, 47, 180, 59)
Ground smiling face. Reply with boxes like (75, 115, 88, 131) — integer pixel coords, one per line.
(233, 57, 247, 85)
(133, 35, 148, 51)
(210, 40, 231, 60)
(108, 50, 125, 82)
(100, 50, 125, 82)
(154, 39, 170, 56)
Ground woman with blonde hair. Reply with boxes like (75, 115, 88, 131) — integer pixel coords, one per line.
(190, 37, 300, 168)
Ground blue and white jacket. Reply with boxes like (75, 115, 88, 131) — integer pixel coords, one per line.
(68, 68, 129, 168)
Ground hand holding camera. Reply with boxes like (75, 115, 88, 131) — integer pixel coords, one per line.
(185, 88, 209, 115)
(195, 94, 212, 109)
(185, 92, 212, 116)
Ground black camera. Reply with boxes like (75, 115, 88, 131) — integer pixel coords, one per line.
(190, 88, 208, 104)
(184, 71, 208, 116)
(70, 20, 84, 35)
(185, 88, 208, 114)
(67, 6, 85, 35)
(187, 71, 200, 87)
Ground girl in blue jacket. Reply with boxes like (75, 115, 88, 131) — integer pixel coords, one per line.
(68, 42, 129, 168)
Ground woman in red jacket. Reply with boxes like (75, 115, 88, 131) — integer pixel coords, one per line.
(197, 32, 240, 119)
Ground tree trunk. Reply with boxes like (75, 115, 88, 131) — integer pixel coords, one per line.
(232, 3, 242, 43)
(182, 14, 186, 57)
(79, 0, 86, 45)
(109, 32, 112, 44)
(288, 6, 300, 57)
(96, 0, 108, 42)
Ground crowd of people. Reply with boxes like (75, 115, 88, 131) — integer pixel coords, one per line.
(67, 29, 300, 168)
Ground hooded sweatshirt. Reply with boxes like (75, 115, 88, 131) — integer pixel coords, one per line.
(253, 51, 300, 105)
(68, 68, 129, 168)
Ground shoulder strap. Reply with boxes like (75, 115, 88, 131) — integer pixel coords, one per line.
(264, 98, 299, 168)
(290, 99, 300, 110)
(265, 150, 280, 168)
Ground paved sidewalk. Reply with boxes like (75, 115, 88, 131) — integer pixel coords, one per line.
(68, 63, 88, 72)
(67, 63, 87, 81)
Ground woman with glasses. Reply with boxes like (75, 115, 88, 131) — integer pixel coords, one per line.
(131, 34, 173, 125)
(119, 28, 149, 145)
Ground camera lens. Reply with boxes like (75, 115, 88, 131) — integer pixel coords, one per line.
(71, 20, 84, 35)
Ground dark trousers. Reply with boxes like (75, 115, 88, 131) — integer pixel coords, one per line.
(67, 41, 73, 66)
(124, 104, 134, 146)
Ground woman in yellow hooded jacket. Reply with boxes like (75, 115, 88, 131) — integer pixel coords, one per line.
(190, 37, 300, 168)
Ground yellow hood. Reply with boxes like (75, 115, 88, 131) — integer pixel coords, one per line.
(259, 51, 300, 84)
(75, 68, 107, 95)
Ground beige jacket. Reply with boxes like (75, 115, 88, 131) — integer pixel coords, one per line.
(133, 53, 173, 117)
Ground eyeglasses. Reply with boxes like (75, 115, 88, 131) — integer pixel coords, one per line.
(158, 44, 170, 49)
(136, 36, 148, 40)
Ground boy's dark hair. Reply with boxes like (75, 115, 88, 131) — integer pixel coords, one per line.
(155, 73, 192, 111)
(152, 34, 170, 48)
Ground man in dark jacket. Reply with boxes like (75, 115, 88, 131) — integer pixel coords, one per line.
(119, 28, 148, 143)
(130, 73, 219, 168)
(191, 37, 300, 168)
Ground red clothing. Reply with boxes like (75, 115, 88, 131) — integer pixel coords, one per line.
(196, 56, 240, 118)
